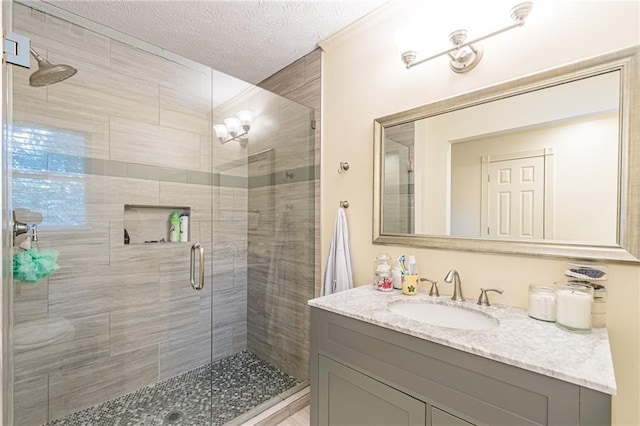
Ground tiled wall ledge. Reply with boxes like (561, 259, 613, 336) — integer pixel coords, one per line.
(13, 154, 316, 189)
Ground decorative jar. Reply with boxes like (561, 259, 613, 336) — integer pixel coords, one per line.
(373, 253, 393, 292)
(528, 284, 556, 322)
(555, 284, 593, 333)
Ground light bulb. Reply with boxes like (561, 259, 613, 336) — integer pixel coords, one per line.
(224, 117, 241, 136)
(237, 110, 253, 127)
(213, 124, 228, 140)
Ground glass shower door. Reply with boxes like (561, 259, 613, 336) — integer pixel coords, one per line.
(7, 3, 214, 425)
(5, 2, 317, 425)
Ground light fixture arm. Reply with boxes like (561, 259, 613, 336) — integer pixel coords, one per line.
(219, 130, 249, 145)
(404, 21, 523, 69)
(402, 2, 532, 71)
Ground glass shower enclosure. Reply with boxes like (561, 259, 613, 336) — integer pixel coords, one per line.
(3, 1, 315, 425)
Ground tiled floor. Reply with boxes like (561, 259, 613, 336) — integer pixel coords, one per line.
(46, 351, 300, 426)
(275, 406, 309, 426)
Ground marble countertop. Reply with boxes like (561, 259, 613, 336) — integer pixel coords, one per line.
(308, 285, 616, 395)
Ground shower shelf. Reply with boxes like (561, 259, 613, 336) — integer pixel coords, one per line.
(123, 204, 191, 245)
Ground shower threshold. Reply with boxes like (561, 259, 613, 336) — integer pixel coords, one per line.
(45, 350, 300, 426)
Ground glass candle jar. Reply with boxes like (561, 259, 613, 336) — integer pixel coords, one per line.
(528, 284, 556, 322)
(555, 284, 593, 332)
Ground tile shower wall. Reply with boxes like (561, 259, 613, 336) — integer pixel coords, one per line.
(241, 50, 320, 381)
(9, 5, 246, 425)
(259, 49, 322, 297)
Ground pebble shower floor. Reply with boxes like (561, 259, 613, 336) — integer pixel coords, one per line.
(45, 351, 300, 426)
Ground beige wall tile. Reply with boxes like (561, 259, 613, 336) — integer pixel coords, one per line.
(201, 135, 213, 172)
(159, 181, 212, 221)
(304, 49, 321, 84)
(159, 85, 212, 136)
(110, 117, 201, 170)
(283, 77, 321, 111)
(99, 175, 160, 206)
(12, 60, 48, 105)
(14, 4, 111, 68)
(46, 51, 160, 125)
(258, 57, 305, 97)
(13, 278, 49, 326)
(13, 298, 48, 325)
(213, 286, 247, 328)
(37, 222, 110, 267)
(246, 51, 320, 382)
(48, 262, 159, 318)
(13, 99, 110, 160)
(212, 326, 234, 361)
(110, 41, 210, 98)
(109, 293, 201, 356)
(48, 346, 159, 420)
(13, 374, 49, 426)
(158, 324, 211, 380)
(14, 313, 110, 382)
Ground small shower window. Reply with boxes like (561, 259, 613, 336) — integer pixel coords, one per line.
(12, 124, 87, 226)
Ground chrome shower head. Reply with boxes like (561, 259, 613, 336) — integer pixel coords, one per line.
(29, 48, 77, 87)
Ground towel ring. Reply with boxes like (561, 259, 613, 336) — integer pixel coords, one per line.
(340, 200, 349, 209)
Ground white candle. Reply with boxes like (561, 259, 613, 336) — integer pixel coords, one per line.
(556, 287, 592, 331)
(528, 289, 556, 321)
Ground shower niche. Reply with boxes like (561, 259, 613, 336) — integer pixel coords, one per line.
(123, 204, 191, 245)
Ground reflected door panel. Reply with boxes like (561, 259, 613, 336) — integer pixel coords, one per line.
(487, 156, 544, 239)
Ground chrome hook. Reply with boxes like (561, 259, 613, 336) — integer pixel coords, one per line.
(338, 162, 350, 174)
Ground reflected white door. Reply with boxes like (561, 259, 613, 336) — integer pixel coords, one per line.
(487, 156, 545, 239)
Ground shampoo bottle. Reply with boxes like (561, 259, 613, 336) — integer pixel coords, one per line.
(179, 213, 189, 242)
(169, 211, 180, 242)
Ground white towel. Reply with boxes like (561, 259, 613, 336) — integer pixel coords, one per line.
(322, 208, 353, 295)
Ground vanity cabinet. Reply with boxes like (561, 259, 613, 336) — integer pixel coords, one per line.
(319, 355, 426, 425)
(310, 307, 611, 426)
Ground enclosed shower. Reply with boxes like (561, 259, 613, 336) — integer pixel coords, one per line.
(4, 2, 315, 425)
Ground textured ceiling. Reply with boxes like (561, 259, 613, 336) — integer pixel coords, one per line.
(42, 0, 387, 84)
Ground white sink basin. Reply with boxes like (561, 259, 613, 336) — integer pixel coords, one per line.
(387, 300, 500, 330)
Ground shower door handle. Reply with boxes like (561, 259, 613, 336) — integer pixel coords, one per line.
(190, 243, 205, 290)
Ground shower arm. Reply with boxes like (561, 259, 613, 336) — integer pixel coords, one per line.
(29, 47, 46, 63)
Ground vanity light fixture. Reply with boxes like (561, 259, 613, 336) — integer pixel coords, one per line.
(399, 2, 533, 73)
(213, 110, 253, 147)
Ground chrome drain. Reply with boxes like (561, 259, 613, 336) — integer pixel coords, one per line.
(164, 410, 184, 424)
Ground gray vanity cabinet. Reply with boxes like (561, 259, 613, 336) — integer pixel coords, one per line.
(319, 355, 426, 425)
(310, 307, 612, 426)
(431, 407, 473, 426)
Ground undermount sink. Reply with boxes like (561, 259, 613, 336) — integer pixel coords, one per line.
(387, 300, 500, 330)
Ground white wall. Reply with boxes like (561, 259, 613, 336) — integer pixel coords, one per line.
(450, 113, 619, 242)
(320, 0, 640, 424)
(414, 70, 619, 235)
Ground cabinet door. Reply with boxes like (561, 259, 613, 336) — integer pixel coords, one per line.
(318, 355, 426, 426)
(431, 407, 474, 426)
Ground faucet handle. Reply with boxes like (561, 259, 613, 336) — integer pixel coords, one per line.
(477, 288, 504, 306)
(420, 278, 439, 297)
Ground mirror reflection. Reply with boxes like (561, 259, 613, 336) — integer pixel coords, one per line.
(382, 70, 620, 244)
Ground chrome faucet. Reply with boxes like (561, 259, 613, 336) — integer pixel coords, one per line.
(420, 277, 439, 296)
(477, 288, 504, 306)
(444, 269, 465, 302)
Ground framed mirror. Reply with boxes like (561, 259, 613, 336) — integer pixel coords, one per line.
(373, 46, 640, 262)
